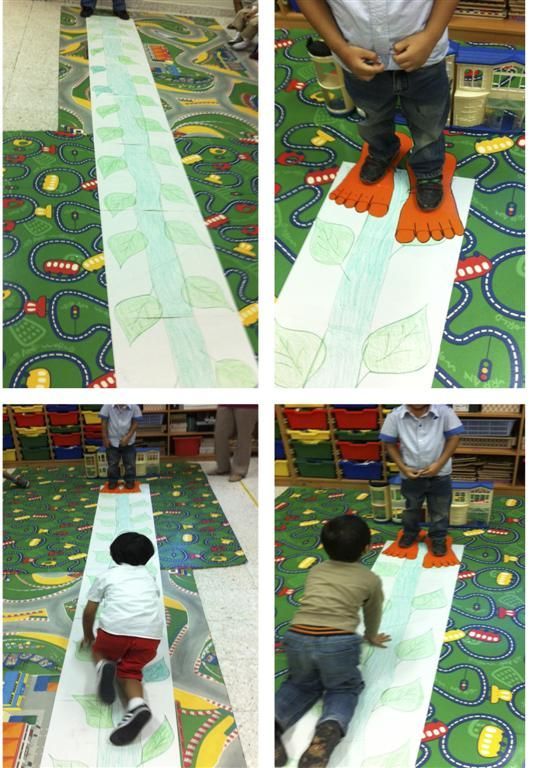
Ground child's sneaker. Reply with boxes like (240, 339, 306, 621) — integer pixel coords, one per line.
(299, 721, 343, 767)
(80, 7, 93, 16)
(416, 177, 443, 210)
(114, 10, 130, 20)
(125, 480, 135, 490)
(360, 149, 398, 184)
(108, 480, 118, 490)
(110, 703, 152, 745)
(97, 660, 116, 704)
(431, 538, 446, 557)
(398, 531, 418, 548)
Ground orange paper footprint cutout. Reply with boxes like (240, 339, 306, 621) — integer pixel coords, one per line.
(422, 535, 460, 568)
(395, 153, 465, 244)
(330, 132, 413, 217)
(100, 481, 141, 494)
(382, 530, 419, 559)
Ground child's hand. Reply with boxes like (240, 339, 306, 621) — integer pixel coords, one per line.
(366, 633, 392, 647)
(403, 467, 422, 480)
(419, 462, 440, 477)
(119, 435, 128, 447)
(339, 45, 385, 81)
(392, 31, 436, 71)
(80, 634, 94, 649)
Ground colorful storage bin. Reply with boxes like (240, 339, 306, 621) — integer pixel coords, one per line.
(51, 433, 82, 447)
(291, 441, 334, 460)
(14, 412, 46, 428)
(337, 441, 380, 461)
(12, 405, 43, 413)
(53, 446, 84, 460)
(18, 434, 49, 451)
(46, 405, 78, 412)
(275, 440, 286, 460)
(332, 408, 378, 430)
(339, 460, 382, 480)
(297, 459, 337, 478)
(22, 446, 51, 461)
(173, 437, 202, 456)
(283, 408, 327, 430)
(48, 411, 79, 426)
(275, 460, 290, 477)
(81, 410, 102, 425)
(3, 449, 16, 462)
(3, 435, 14, 449)
(336, 429, 379, 442)
(287, 429, 330, 442)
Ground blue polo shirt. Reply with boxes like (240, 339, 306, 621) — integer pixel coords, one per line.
(99, 405, 142, 448)
(380, 405, 464, 477)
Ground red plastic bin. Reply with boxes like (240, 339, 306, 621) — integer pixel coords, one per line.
(51, 433, 82, 447)
(337, 441, 381, 461)
(84, 425, 103, 437)
(283, 408, 327, 430)
(14, 413, 46, 428)
(333, 408, 378, 429)
(173, 436, 202, 456)
(48, 411, 79, 426)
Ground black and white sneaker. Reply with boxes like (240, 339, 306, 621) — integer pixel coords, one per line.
(110, 704, 152, 745)
(97, 661, 116, 704)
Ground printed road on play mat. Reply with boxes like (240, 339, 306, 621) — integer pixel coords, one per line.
(274, 487, 524, 767)
(3, 462, 246, 571)
(3, 569, 245, 768)
(60, 6, 258, 349)
(275, 30, 524, 389)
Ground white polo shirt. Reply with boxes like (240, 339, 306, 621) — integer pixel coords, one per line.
(88, 563, 163, 640)
(326, 0, 449, 70)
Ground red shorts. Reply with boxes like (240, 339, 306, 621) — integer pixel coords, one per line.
(92, 629, 160, 680)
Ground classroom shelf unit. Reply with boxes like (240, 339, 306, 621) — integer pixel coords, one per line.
(3, 405, 257, 465)
(275, 405, 525, 491)
(274, 1, 525, 45)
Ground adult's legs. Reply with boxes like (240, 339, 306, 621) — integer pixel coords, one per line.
(426, 475, 452, 541)
(231, 407, 258, 477)
(214, 406, 235, 473)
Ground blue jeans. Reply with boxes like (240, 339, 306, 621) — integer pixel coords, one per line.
(82, 0, 127, 10)
(275, 630, 364, 736)
(401, 475, 452, 540)
(343, 61, 450, 179)
(106, 445, 136, 483)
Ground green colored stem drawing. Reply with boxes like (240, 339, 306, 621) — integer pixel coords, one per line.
(276, 322, 326, 387)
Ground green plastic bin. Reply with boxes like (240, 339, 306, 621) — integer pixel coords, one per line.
(296, 459, 337, 478)
(21, 446, 51, 460)
(336, 429, 379, 442)
(18, 435, 50, 451)
(292, 440, 334, 460)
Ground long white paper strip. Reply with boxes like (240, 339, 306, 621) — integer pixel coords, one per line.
(276, 165, 474, 388)
(87, 16, 257, 387)
(281, 541, 463, 767)
(41, 486, 181, 768)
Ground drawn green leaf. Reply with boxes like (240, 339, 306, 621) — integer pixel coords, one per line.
(379, 679, 424, 711)
(165, 221, 206, 247)
(140, 717, 174, 765)
(143, 657, 170, 683)
(98, 155, 127, 178)
(149, 146, 173, 165)
(73, 694, 113, 728)
(118, 55, 137, 65)
(96, 104, 119, 119)
(97, 126, 124, 143)
(374, 560, 401, 578)
(161, 184, 188, 204)
(136, 95, 159, 107)
(94, 86, 112, 96)
(396, 629, 434, 661)
(362, 741, 411, 768)
(90, 47, 104, 55)
(115, 294, 163, 344)
(136, 118, 167, 133)
(310, 219, 354, 266)
(132, 75, 151, 85)
(50, 758, 89, 768)
(216, 359, 257, 387)
(182, 276, 230, 310)
(276, 322, 326, 387)
(103, 192, 136, 215)
(108, 230, 148, 267)
(412, 589, 447, 610)
(362, 306, 431, 375)
(90, 65, 105, 73)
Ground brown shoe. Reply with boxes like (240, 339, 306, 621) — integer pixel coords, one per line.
(298, 721, 343, 767)
(229, 474, 243, 482)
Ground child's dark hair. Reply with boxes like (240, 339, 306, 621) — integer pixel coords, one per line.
(110, 532, 154, 566)
(321, 515, 371, 562)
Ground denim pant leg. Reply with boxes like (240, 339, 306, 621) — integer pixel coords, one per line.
(400, 477, 427, 534)
(318, 634, 364, 735)
(398, 61, 450, 179)
(120, 445, 136, 483)
(275, 632, 324, 732)
(112, 0, 127, 11)
(106, 446, 121, 482)
(342, 70, 400, 163)
(81, 0, 97, 8)
(426, 475, 452, 541)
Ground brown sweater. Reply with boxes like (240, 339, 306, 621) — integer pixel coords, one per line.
(292, 559, 384, 637)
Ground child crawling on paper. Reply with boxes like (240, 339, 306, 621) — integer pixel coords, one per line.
(81, 532, 162, 745)
(275, 516, 390, 768)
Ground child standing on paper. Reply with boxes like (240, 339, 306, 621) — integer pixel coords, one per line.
(275, 516, 389, 767)
(80, 0, 129, 20)
(81, 532, 162, 745)
(296, 0, 459, 210)
(100, 404, 142, 490)
(380, 404, 464, 556)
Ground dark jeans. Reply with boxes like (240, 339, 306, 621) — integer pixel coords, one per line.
(106, 445, 136, 483)
(275, 630, 364, 736)
(343, 61, 450, 179)
(82, 0, 127, 10)
(401, 475, 452, 541)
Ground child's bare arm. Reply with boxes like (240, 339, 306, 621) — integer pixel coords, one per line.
(296, 0, 385, 81)
(82, 600, 99, 646)
(393, 0, 459, 71)
(418, 434, 461, 477)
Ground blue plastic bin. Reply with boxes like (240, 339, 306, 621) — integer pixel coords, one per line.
(275, 439, 286, 459)
(46, 405, 79, 412)
(3, 435, 14, 449)
(339, 460, 382, 480)
(54, 446, 84, 460)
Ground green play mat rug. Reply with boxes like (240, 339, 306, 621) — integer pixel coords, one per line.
(275, 30, 524, 389)
(275, 487, 524, 767)
(3, 462, 246, 571)
(3, 569, 245, 768)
